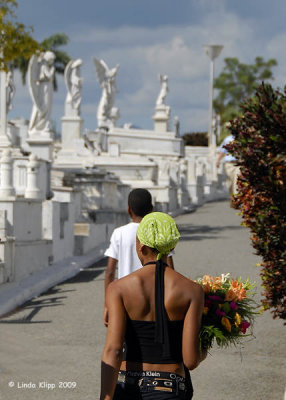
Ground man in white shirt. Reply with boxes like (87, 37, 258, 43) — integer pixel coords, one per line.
(104, 188, 174, 325)
(216, 134, 240, 195)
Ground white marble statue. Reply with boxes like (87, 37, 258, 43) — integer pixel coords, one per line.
(156, 74, 168, 106)
(179, 158, 188, 187)
(6, 70, 15, 112)
(93, 57, 120, 128)
(28, 51, 56, 135)
(174, 115, 180, 137)
(158, 159, 170, 184)
(64, 58, 83, 116)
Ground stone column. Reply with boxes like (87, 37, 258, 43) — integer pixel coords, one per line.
(0, 149, 15, 198)
(0, 70, 12, 148)
(24, 154, 42, 199)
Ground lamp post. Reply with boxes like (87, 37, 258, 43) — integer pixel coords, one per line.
(0, 38, 11, 148)
(203, 44, 223, 148)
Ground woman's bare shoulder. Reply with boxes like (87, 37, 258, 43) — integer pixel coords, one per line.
(111, 269, 143, 291)
(167, 269, 204, 297)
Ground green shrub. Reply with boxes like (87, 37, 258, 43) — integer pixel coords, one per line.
(225, 83, 286, 321)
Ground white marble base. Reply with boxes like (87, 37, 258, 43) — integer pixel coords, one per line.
(61, 116, 83, 148)
(152, 104, 170, 132)
(26, 136, 54, 161)
(107, 127, 183, 157)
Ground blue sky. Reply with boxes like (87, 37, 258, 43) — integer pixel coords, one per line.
(10, 0, 286, 135)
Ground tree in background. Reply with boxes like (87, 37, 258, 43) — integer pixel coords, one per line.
(13, 33, 71, 90)
(1, 1, 70, 89)
(214, 57, 277, 142)
(0, 0, 39, 70)
(226, 83, 286, 321)
(182, 132, 208, 146)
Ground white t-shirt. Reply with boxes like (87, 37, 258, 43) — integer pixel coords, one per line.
(104, 221, 175, 279)
(219, 134, 236, 162)
(104, 222, 141, 279)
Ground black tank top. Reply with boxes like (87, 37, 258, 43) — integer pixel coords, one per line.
(124, 261, 184, 364)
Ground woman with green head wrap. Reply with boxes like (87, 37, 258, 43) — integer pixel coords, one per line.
(101, 212, 206, 400)
(136, 212, 180, 260)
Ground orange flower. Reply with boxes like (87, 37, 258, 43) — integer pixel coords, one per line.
(225, 279, 246, 302)
(212, 277, 223, 291)
(202, 275, 212, 293)
(202, 275, 222, 292)
(203, 307, 209, 315)
(221, 317, 232, 332)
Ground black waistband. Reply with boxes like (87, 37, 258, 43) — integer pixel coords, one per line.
(117, 370, 186, 393)
(119, 370, 184, 380)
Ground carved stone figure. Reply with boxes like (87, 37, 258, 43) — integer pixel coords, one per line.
(179, 159, 188, 187)
(158, 159, 170, 184)
(64, 58, 83, 116)
(6, 70, 15, 112)
(156, 74, 168, 106)
(93, 57, 120, 128)
(28, 51, 56, 135)
(174, 115, 180, 137)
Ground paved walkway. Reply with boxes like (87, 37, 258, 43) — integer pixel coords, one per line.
(0, 200, 285, 400)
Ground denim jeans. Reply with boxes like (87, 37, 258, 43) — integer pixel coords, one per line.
(113, 382, 188, 400)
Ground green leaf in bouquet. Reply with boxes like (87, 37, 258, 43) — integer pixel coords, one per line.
(222, 302, 231, 313)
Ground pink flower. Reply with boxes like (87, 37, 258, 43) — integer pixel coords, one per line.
(230, 302, 238, 310)
(216, 309, 226, 317)
(240, 320, 251, 334)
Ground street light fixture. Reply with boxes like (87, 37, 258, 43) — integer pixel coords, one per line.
(203, 44, 223, 147)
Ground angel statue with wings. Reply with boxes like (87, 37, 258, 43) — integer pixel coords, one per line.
(156, 74, 168, 106)
(28, 51, 56, 135)
(93, 57, 119, 128)
(64, 58, 83, 117)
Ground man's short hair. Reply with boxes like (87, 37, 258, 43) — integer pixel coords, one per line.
(128, 189, 153, 217)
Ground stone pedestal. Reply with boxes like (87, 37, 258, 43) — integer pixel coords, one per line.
(61, 116, 83, 148)
(56, 116, 98, 167)
(152, 105, 170, 133)
(26, 135, 54, 162)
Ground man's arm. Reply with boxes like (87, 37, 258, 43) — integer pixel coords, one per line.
(216, 152, 225, 168)
(105, 257, 117, 293)
(104, 257, 117, 326)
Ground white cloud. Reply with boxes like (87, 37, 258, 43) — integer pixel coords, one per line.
(10, 4, 286, 135)
(266, 33, 286, 89)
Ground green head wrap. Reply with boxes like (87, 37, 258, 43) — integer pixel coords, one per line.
(137, 212, 180, 260)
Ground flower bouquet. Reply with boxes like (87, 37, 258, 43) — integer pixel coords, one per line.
(196, 273, 258, 350)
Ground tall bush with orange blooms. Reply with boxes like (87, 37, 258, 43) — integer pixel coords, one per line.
(197, 274, 257, 350)
(225, 83, 286, 321)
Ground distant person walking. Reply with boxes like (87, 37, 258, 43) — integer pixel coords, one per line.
(104, 188, 174, 326)
(216, 133, 240, 195)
